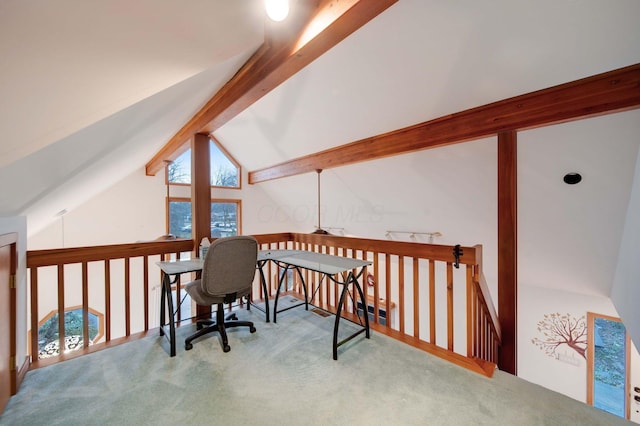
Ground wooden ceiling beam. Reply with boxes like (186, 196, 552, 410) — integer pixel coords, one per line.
(249, 63, 640, 184)
(145, 0, 399, 176)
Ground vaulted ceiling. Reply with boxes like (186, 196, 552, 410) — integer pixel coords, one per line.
(1, 0, 639, 237)
(0, 0, 264, 231)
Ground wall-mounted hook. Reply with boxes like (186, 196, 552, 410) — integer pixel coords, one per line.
(453, 244, 463, 269)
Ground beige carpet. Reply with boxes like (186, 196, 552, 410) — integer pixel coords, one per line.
(0, 297, 631, 425)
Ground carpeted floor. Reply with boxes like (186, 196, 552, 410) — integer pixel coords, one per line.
(0, 297, 631, 425)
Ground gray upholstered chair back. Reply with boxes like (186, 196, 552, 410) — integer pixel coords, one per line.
(200, 236, 258, 301)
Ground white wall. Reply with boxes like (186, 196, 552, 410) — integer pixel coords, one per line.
(0, 216, 27, 368)
(518, 285, 619, 401)
(28, 169, 169, 340)
(611, 144, 640, 349)
(242, 137, 500, 298)
(29, 168, 166, 249)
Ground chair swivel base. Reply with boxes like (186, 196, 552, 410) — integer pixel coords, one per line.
(185, 306, 256, 352)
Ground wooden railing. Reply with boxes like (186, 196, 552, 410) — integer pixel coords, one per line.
(27, 239, 193, 366)
(26, 233, 500, 376)
(253, 233, 501, 376)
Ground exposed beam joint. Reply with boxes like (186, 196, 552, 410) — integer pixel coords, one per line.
(249, 63, 640, 184)
(146, 0, 399, 176)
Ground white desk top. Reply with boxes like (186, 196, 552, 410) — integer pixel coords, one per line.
(156, 258, 203, 275)
(156, 250, 371, 276)
(258, 250, 371, 275)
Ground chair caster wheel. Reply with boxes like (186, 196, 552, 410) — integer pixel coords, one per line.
(229, 314, 238, 321)
(223, 345, 231, 353)
(185, 343, 193, 351)
(196, 324, 203, 330)
(250, 326, 256, 333)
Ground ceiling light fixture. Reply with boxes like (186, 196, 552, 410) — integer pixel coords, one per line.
(563, 172, 582, 185)
(265, 0, 289, 22)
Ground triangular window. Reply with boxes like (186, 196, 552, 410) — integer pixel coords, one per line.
(167, 138, 240, 188)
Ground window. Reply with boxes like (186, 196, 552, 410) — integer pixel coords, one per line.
(587, 312, 630, 420)
(167, 198, 241, 238)
(167, 138, 240, 188)
(210, 141, 240, 188)
(211, 200, 240, 237)
(37, 307, 104, 359)
(168, 198, 192, 239)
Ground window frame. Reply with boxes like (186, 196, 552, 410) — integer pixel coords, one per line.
(166, 196, 242, 237)
(164, 137, 242, 190)
(586, 311, 631, 420)
(37, 306, 105, 358)
(210, 137, 242, 190)
(211, 198, 242, 236)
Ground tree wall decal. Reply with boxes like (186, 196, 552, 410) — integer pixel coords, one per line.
(531, 312, 587, 359)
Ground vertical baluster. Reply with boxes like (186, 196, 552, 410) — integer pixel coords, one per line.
(413, 258, 420, 340)
(105, 259, 111, 342)
(398, 255, 405, 334)
(124, 257, 130, 336)
(476, 291, 481, 358)
(354, 249, 362, 318)
(337, 247, 343, 311)
(481, 308, 486, 360)
(446, 262, 454, 352)
(57, 264, 65, 355)
(428, 260, 435, 344)
(373, 253, 380, 324)
(466, 265, 473, 358)
(30, 268, 39, 360)
(143, 256, 149, 331)
(267, 245, 273, 298)
(384, 254, 391, 329)
(82, 261, 89, 348)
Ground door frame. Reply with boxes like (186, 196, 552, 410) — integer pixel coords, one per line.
(586, 311, 631, 420)
(0, 232, 18, 412)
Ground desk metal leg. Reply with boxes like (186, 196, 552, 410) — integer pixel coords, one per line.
(159, 274, 166, 337)
(273, 265, 289, 323)
(294, 267, 309, 311)
(256, 262, 270, 322)
(159, 273, 177, 357)
(167, 281, 176, 357)
(333, 280, 350, 360)
(273, 265, 309, 323)
(332, 271, 370, 360)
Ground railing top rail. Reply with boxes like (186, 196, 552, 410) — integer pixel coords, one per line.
(290, 233, 478, 265)
(27, 233, 479, 267)
(27, 239, 194, 267)
(252, 233, 294, 245)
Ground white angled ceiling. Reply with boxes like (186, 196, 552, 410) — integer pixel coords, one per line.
(0, 0, 264, 168)
(215, 0, 640, 170)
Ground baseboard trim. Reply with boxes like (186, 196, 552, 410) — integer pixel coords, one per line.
(13, 356, 29, 395)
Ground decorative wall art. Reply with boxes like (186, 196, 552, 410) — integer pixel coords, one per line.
(531, 312, 587, 361)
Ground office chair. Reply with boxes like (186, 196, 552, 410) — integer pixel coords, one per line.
(184, 235, 258, 352)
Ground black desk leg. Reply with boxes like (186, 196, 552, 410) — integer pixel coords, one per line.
(333, 282, 349, 360)
(160, 274, 177, 357)
(257, 262, 270, 322)
(167, 280, 176, 357)
(273, 265, 290, 323)
(294, 267, 309, 311)
(332, 272, 370, 360)
(159, 274, 166, 337)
